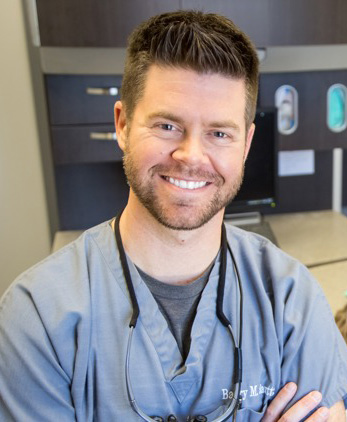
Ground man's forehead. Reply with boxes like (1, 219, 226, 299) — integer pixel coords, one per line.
(137, 65, 247, 114)
(143, 63, 246, 85)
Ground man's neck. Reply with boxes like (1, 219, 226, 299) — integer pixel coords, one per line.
(117, 201, 224, 286)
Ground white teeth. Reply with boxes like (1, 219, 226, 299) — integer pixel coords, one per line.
(166, 177, 207, 190)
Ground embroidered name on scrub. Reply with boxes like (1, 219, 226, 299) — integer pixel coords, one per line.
(222, 384, 275, 401)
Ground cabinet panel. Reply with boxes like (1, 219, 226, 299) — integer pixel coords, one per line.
(265, 151, 333, 214)
(182, 0, 347, 46)
(36, 0, 180, 47)
(46, 75, 122, 125)
(56, 162, 129, 230)
(35, 0, 347, 48)
(52, 125, 122, 165)
(267, 0, 347, 46)
(259, 70, 347, 151)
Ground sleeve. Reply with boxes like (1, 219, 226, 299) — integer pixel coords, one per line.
(279, 263, 347, 411)
(0, 281, 76, 421)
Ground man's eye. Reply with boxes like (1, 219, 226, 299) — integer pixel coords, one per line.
(213, 131, 227, 138)
(159, 123, 175, 131)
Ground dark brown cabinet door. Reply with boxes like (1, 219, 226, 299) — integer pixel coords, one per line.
(259, 70, 347, 151)
(36, 0, 180, 47)
(266, 0, 347, 46)
(182, 0, 347, 46)
(46, 75, 122, 125)
(51, 125, 122, 165)
(36, 0, 347, 47)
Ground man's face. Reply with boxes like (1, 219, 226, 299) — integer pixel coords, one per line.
(115, 65, 255, 230)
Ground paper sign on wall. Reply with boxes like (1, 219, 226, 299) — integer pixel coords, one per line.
(278, 150, 315, 177)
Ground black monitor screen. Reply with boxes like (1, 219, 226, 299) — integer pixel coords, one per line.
(224, 107, 277, 216)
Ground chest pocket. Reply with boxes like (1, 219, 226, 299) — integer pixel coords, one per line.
(200, 401, 267, 422)
(235, 406, 267, 422)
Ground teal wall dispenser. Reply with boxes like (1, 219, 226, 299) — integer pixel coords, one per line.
(327, 84, 347, 133)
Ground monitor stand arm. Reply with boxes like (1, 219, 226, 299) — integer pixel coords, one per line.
(224, 212, 262, 227)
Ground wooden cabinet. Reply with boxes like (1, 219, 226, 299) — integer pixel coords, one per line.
(183, 0, 347, 46)
(46, 74, 129, 230)
(264, 0, 347, 46)
(36, 0, 180, 47)
(51, 125, 122, 165)
(46, 75, 123, 164)
(46, 75, 122, 124)
(36, 0, 347, 47)
(264, 151, 333, 215)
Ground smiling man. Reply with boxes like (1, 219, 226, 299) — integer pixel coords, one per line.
(1, 10, 347, 422)
(118, 67, 253, 233)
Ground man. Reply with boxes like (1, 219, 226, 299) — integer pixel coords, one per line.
(0, 10, 346, 422)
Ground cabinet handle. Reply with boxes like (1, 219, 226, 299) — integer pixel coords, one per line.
(86, 87, 119, 96)
(90, 132, 117, 141)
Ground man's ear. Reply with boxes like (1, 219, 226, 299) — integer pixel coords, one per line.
(114, 101, 127, 151)
(244, 123, 255, 162)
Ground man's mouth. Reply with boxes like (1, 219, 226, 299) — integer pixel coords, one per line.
(163, 176, 208, 190)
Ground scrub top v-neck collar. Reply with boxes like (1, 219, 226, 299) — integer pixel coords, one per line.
(125, 255, 222, 384)
(107, 219, 240, 413)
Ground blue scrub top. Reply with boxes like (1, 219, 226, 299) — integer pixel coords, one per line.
(0, 220, 346, 421)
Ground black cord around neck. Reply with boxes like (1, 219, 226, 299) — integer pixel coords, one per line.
(115, 213, 140, 327)
(216, 224, 230, 328)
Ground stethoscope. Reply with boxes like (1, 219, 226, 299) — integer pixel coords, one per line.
(115, 213, 244, 422)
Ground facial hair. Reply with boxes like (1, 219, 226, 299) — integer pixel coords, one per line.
(123, 142, 245, 231)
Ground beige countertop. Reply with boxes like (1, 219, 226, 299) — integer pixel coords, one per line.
(264, 210, 347, 314)
(309, 261, 347, 315)
(265, 210, 347, 268)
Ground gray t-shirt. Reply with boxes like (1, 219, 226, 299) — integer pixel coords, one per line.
(136, 263, 213, 359)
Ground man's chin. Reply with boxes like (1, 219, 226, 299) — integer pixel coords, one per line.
(147, 206, 223, 231)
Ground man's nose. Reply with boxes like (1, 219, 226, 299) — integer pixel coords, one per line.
(171, 135, 208, 166)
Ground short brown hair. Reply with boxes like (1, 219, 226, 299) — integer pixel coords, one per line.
(121, 10, 259, 131)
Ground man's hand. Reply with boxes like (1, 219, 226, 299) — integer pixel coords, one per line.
(262, 382, 330, 422)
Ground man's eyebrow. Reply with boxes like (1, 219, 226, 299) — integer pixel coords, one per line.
(146, 111, 185, 125)
(209, 120, 241, 132)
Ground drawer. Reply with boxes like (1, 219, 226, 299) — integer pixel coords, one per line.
(52, 125, 123, 164)
(46, 75, 122, 125)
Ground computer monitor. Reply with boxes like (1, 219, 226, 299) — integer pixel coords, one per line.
(224, 107, 277, 217)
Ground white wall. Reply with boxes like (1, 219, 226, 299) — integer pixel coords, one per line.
(0, 0, 51, 297)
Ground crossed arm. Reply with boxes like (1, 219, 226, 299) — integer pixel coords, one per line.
(263, 383, 346, 422)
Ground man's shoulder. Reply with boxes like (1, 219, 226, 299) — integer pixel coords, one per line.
(224, 223, 323, 300)
(225, 222, 299, 263)
(225, 222, 281, 256)
(1, 219, 115, 304)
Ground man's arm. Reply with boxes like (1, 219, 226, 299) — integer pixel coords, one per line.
(0, 280, 76, 421)
(262, 383, 346, 422)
